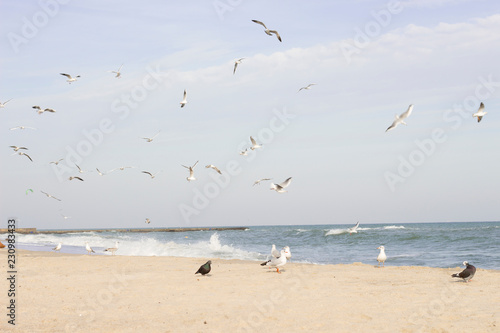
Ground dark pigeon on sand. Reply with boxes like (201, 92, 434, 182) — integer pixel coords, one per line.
(451, 261, 476, 282)
(195, 260, 212, 275)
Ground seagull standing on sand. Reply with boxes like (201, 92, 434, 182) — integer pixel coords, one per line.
(261, 244, 281, 267)
(233, 58, 245, 74)
(298, 83, 317, 92)
(252, 20, 282, 42)
(180, 89, 188, 108)
(0, 99, 12, 108)
(205, 164, 222, 174)
(195, 260, 212, 275)
(85, 242, 95, 255)
(451, 261, 476, 282)
(104, 241, 119, 256)
(348, 221, 360, 235)
(182, 161, 199, 181)
(10, 126, 36, 130)
(250, 136, 262, 150)
(41, 191, 61, 201)
(377, 246, 387, 267)
(262, 249, 287, 273)
(472, 102, 487, 123)
(53, 242, 62, 252)
(60, 73, 80, 84)
(386, 105, 413, 132)
(253, 178, 272, 186)
(270, 177, 292, 193)
(283, 246, 292, 262)
(110, 64, 123, 78)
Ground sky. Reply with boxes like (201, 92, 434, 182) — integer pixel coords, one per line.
(1, 0, 499, 229)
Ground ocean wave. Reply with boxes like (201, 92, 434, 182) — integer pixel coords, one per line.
(324, 228, 350, 236)
(383, 225, 405, 230)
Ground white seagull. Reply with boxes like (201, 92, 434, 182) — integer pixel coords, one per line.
(50, 159, 64, 165)
(472, 102, 487, 123)
(142, 170, 160, 179)
(85, 242, 95, 255)
(386, 104, 413, 132)
(10, 126, 36, 131)
(110, 64, 123, 78)
(348, 221, 360, 235)
(377, 246, 387, 267)
(283, 246, 292, 262)
(233, 58, 245, 75)
(180, 89, 188, 108)
(260, 244, 281, 268)
(41, 191, 61, 201)
(60, 214, 71, 220)
(205, 164, 222, 174)
(32, 106, 56, 114)
(270, 177, 292, 193)
(68, 176, 84, 181)
(141, 130, 160, 142)
(75, 164, 90, 174)
(262, 249, 287, 273)
(0, 99, 12, 108)
(10, 145, 28, 152)
(145, 218, 151, 224)
(250, 136, 262, 150)
(109, 166, 135, 173)
(60, 73, 80, 84)
(239, 149, 249, 156)
(251, 20, 282, 42)
(53, 242, 62, 252)
(297, 83, 317, 92)
(253, 178, 272, 186)
(182, 161, 199, 181)
(96, 168, 105, 176)
(104, 241, 119, 256)
(16, 152, 33, 162)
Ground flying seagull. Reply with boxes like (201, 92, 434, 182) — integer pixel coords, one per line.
(53, 242, 62, 252)
(377, 246, 387, 267)
(109, 166, 135, 173)
(239, 149, 249, 156)
(68, 176, 84, 181)
(85, 242, 95, 255)
(251, 20, 282, 42)
(233, 58, 245, 75)
(142, 170, 160, 179)
(205, 164, 222, 174)
(41, 191, 61, 201)
(195, 260, 212, 275)
(180, 89, 187, 108)
(10, 145, 28, 152)
(182, 161, 199, 182)
(50, 159, 64, 165)
(386, 104, 413, 132)
(253, 178, 272, 186)
(32, 106, 56, 114)
(60, 214, 71, 220)
(145, 218, 151, 224)
(141, 130, 160, 142)
(75, 164, 90, 174)
(250, 136, 262, 150)
(60, 73, 80, 84)
(110, 64, 123, 78)
(104, 241, 119, 256)
(472, 102, 487, 123)
(96, 168, 106, 176)
(348, 221, 360, 235)
(0, 99, 12, 108)
(297, 83, 317, 92)
(16, 152, 33, 162)
(270, 177, 292, 193)
(10, 126, 36, 130)
(451, 261, 476, 282)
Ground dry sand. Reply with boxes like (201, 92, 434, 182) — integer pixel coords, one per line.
(0, 250, 498, 333)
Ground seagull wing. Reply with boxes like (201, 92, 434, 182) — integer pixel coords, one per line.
(74, 176, 84, 181)
(250, 136, 257, 145)
(269, 30, 282, 42)
(279, 177, 292, 188)
(252, 20, 267, 29)
(192, 160, 199, 169)
(142, 171, 153, 177)
(385, 119, 399, 132)
(478, 102, 484, 113)
(233, 62, 238, 74)
(400, 104, 413, 119)
(60, 73, 72, 79)
(32, 106, 41, 110)
(22, 153, 33, 162)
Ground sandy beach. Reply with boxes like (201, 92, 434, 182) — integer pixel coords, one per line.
(1, 250, 498, 333)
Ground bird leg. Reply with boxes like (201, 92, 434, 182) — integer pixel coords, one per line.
(276, 267, 281, 274)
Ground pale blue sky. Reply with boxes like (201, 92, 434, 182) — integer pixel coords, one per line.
(1, 0, 499, 229)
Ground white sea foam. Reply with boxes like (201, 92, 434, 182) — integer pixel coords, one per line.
(324, 228, 349, 236)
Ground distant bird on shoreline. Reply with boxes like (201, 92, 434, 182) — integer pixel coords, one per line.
(283, 246, 292, 262)
(0, 99, 12, 108)
(85, 242, 95, 255)
(252, 20, 282, 42)
(195, 260, 212, 275)
(298, 83, 317, 92)
(233, 58, 245, 74)
(377, 246, 387, 267)
(386, 105, 413, 132)
(53, 242, 62, 252)
(472, 102, 487, 123)
(41, 191, 61, 201)
(60, 73, 80, 84)
(205, 164, 222, 174)
(182, 161, 199, 181)
(104, 241, 119, 256)
(451, 261, 476, 282)
(270, 177, 292, 193)
(262, 249, 287, 273)
(180, 89, 188, 108)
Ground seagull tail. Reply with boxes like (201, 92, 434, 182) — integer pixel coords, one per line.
(260, 260, 270, 266)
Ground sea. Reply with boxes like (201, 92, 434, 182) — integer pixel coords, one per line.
(6, 221, 500, 270)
